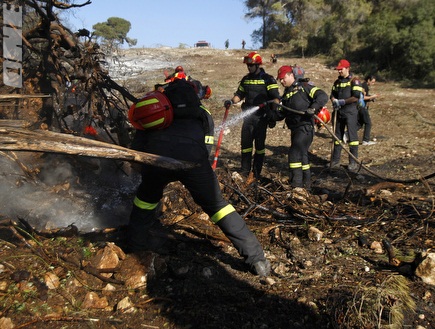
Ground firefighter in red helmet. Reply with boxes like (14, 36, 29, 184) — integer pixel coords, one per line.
(226, 52, 280, 181)
(159, 66, 214, 155)
(330, 59, 364, 172)
(127, 77, 271, 277)
(165, 66, 212, 100)
(273, 65, 329, 190)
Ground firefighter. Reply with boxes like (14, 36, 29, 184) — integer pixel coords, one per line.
(165, 66, 212, 100)
(227, 52, 280, 180)
(330, 59, 364, 172)
(127, 77, 271, 277)
(358, 75, 379, 145)
(274, 65, 328, 190)
(157, 68, 214, 156)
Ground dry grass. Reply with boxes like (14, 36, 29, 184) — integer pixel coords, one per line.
(328, 275, 416, 328)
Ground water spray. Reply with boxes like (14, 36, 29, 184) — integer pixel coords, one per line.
(212, 103, 262, 169)
(213, 105, 260, 135)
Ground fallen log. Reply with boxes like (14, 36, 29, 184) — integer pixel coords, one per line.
(0, 94, 52, 99)
(0, 120, 194, 170)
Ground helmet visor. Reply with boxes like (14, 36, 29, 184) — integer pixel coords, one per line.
(243, 56, 255, 64)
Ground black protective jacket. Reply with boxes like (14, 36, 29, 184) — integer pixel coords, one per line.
(234, 68, 280, 116)
(277, 81, 328, 128)
(330, 73, 364, 113)
(131, 79, 212, 161)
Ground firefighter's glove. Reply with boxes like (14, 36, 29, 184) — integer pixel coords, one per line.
(306, 108, 316, 116)
(332, 99, 345, 109)
(224, 100, 232, 108)
(258, 102, 268, 109)
(268, 121, 276, 128)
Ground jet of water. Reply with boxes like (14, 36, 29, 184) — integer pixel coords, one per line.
(214, 105, 260, 134)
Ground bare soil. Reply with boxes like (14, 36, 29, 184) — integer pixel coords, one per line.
(0, 48, 434, 329)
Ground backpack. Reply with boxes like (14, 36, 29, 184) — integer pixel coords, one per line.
(162, 79, 202, 119)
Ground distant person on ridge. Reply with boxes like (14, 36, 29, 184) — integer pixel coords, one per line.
(270, 54, 277, 64)
(225, 52, 280, 181)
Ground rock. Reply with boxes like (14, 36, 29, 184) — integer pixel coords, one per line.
(231, 171, 244, 185)
(44, 272, 60, 289)
(90, 244, 121, 278)
(117, 296, 136, 313)
(82, 292, 109, 309)
(202, 267, 213, 278)
(370, 241, 383, 254)
(120, 252, 165, 289)
(291, 187, 310, 202)
(174, 265, 190, 276)
(125, 272, 147, 290)
(308, 226, 323, 241)
(415, 252, 435, 286)
(116, 296, 136, 313)
(0, 317, 14, 329)
(265, 277, 276, 285)
(102, 283, 116, 294)
(106, 242, 126, 260)
(0, 281, 8, 291)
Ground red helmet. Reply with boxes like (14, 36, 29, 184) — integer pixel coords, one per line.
(243, 52, 262, 65)
(128, 91, 173, 130)
(175, 65, 184, 72)
(204, 85, 212, 99)
(314, 107, 331, 125)
(164, 71, 187, 83)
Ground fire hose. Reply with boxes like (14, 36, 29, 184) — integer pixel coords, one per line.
(211, 102, 231, 170)
(273, 102, 435, 184)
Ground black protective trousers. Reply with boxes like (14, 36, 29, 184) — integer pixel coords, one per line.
(288, 124, 314, 188)
(358, 106, 372, 142)
(128, 154, 266, 266)
(332, 108, 359, 164)
(240, 113, 268, 177)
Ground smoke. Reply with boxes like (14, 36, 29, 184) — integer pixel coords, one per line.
(0, 153, 140, 232)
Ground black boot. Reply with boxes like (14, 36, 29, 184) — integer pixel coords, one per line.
(126, 203, 170, 253)
(302, 168, 311, 191)
(241, 152, 252, 175)
(348, 146, 359, 172)
(290, 168, 303, 188)
(253, 153, 265, 178)
(330, 143, 342, 169)
(217, 213, 267, 268)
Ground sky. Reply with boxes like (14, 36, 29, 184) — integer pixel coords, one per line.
(61, 0, 262, 49)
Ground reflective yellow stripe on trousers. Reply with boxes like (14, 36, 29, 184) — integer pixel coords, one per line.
(211, 204, 236, 224)
(133, 196, 159, 210)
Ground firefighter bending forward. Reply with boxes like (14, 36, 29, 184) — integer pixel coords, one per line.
(127, 78, 271, 277)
